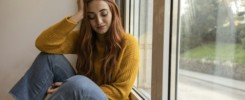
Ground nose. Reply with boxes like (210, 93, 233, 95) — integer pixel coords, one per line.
(96, 16, 103, 25)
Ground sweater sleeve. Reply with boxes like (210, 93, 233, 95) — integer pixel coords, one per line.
(35, 17, 80, 54)
(100, 35, 140, 100)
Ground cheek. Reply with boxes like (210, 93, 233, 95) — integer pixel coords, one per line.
(107, 14, 112, 24)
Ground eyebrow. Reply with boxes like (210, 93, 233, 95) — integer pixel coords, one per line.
(87, 9, 108, 14)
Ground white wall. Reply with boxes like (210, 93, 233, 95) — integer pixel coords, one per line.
(0, 0, 77, 99)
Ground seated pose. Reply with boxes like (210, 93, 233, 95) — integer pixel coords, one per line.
(9, 0, 139, 100)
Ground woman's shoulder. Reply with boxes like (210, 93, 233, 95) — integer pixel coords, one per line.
(122, 33, 137, 41)
(121, 33, 138, 47)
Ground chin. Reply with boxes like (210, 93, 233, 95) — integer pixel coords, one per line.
(96, 32, 105, 34)
(96, 30, 107, 34)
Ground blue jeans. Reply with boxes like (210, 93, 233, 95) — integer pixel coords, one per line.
(9, 52, 108, 100)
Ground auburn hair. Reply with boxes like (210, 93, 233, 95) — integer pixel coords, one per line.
(76, 0, 125, 84)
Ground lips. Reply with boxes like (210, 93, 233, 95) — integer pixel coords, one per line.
(97, 25, 105, 29)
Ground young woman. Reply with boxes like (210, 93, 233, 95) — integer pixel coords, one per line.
(9, 0, 139, 100)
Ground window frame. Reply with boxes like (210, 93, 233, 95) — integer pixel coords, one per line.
(123, 0, 174, 99)
(169, 0, 180, 100)
(151, 0, 172, 99)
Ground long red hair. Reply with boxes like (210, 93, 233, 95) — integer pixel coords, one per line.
(76, 0, 125, 83)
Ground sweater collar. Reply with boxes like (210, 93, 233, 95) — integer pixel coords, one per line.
(96, 33, 106, 43)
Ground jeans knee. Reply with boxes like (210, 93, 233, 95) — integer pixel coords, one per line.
(50, 75, 107, 100)
(38, 52, 64, 62)
(33, 52, 74, 82)
(64, 75, 102, 94)
(36, 52, 71, 70)
(65, 75, 93, 89)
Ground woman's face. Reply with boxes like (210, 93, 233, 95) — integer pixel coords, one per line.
(87, 0, 112, 34)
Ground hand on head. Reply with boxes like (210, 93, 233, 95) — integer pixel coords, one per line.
(77, 0, 84, 13)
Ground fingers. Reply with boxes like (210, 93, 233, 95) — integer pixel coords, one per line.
(47, 86, 56, 94)
(47, 82, 63, 94)
(77, 0, 81, 9)
(53, 82, 63, 87)
(77, 0, 84, 11)
(47, 87, 59, 94)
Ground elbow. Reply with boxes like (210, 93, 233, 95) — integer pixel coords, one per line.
(35, 37, 45, 51)
(35, 38, 40, 49)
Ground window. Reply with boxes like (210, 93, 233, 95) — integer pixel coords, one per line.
(126, 0, 171, 99)
(124, 0, 245, 100)
(126, 0, 153, 99)
(173, 0, 245, 100)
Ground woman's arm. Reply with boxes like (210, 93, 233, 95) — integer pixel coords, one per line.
(35, 0, 84, 54)
(35, 18, 80, 54)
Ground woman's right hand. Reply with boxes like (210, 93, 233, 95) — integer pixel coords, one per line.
(68, 0, 84, 23)
(77, 0, 84, 13)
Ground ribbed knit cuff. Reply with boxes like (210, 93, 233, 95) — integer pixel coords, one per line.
(66, 16, 78, 25)
(53, 17, 78, 35)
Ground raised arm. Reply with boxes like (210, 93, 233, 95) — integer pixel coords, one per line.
(35, 0, 84, 54)
(35, 18, 80, 54)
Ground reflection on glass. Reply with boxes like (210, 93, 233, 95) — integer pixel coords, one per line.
(178, 0, 245, 100)
(130, 0, 153, 98)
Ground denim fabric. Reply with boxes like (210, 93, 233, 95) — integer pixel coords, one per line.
(9, 52, 107, 100)
(48, 75, 108, 100)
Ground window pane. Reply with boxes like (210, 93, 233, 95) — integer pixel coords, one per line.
(178, 0, 245, 100)
(129, 0, 153, 98)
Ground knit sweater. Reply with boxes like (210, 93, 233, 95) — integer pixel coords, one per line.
(35, 17, 139, 100)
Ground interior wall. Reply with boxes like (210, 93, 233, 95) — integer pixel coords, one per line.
(0, 0, 77, 99)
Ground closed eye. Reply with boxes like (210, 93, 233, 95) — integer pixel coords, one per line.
(87, 13, 96, 20)
(101, 10, 108, 17)
(87, 9, 109, 20)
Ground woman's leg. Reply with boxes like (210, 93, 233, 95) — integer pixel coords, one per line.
(48, 75, 108, 100)
(9, 52, 76, 100)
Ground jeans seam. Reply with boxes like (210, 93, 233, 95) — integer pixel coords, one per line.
(33, 72, 53, 100)
(32, 54, 53, 100)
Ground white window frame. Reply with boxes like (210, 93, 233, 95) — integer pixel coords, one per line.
(169, 0, 180, 100)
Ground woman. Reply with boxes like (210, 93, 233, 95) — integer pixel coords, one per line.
(9, 0, 139, 100)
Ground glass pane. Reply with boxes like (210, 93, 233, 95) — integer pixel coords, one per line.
(130, 0, 153, 98)
(178, 0, 245, 100)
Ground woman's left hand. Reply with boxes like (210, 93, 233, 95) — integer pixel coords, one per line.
(47, 82, 63, 94)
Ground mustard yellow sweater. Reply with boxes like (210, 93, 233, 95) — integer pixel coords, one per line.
(35, 17, 139, 100)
